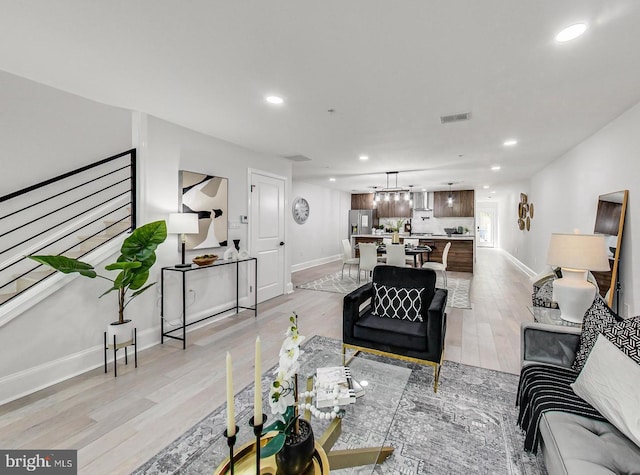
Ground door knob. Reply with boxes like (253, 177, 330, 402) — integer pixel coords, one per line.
(279, 241, 285, 246)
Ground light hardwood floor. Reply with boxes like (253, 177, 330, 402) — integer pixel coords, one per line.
(0, 248, 534, 474)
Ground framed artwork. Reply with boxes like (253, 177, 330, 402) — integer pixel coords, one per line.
(179, 170, 228, 249)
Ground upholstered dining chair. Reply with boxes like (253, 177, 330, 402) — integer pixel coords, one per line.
(358, 243, 378, 283)
(384, 243, 407, 267)
(341, 239, 359, 279)
(403, 238, 420, 266)
(422, 241, 451, 288)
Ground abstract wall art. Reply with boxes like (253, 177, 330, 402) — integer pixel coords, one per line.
(179, 170, 228, 249)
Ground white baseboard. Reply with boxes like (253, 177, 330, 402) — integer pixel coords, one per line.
(291, 254, 341, 273)
(500, 249, 536, 279)
(0, 299, 245, 406)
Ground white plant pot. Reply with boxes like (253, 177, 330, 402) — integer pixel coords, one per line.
(107, 319, 134, 349)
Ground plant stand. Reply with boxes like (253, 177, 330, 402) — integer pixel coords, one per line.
(103, 328, 137, 377)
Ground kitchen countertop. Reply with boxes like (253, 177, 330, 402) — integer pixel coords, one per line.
(352, 234, 474, 241)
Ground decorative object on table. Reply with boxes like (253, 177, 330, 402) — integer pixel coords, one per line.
(224, 247, 239, 260)
(29, 220, 167, 348)
(546, 233, 610, 323)
(262, 313, 315, 475)
(233, 239, 241, 251)
(292, 196, 310, 224)
(167, 212, 199, 268)
(192, 254, 219, 266)
(179, 170, 228, 248)
(238, 249, 250, 259)
(517, 193, 534, 231)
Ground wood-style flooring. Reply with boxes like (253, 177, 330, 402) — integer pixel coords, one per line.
(0, 248, 534, 474)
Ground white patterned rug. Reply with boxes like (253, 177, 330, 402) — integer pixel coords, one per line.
(134, 336, 544, 474)
(297, 271, 472, 309)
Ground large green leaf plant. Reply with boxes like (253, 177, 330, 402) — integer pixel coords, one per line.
(29, 220, 167, 323)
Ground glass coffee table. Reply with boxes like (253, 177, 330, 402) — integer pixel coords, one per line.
(299, 349, 412, 474)
(527, 306, 581, 328)
(212, 348, 411, 475)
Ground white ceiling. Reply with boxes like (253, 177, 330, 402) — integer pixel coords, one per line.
(1, 1, 639, 196)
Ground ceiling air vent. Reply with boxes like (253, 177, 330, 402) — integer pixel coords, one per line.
(440, 112, 471, 124)
(283, 154, 312, 162)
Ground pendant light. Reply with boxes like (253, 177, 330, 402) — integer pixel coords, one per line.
(447, 182, 454, 208)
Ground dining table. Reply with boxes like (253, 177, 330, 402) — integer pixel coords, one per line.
(356, 243, 432, 267)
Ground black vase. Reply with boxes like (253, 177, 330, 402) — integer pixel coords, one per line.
(275, 419, 315, 475)
(233, 239, 241, 251)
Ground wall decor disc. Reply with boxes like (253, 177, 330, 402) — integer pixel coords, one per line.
(517, 218, 525, 230)
(529, 203, 534, 218)
(523, 203, 529, 214)
(520, 193, 528, 204)
(518, 202, 523, 217)
(292, 196, 310, 224)
(526, 216, 531, 231)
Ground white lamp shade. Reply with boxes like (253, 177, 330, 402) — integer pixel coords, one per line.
(546, 233, 610, 271)
(167, 213, 199, 234)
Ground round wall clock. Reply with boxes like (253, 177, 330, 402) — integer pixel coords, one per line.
(292, 197, 310, 224)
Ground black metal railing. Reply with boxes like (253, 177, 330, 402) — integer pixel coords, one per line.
(0, 149, 137, 307)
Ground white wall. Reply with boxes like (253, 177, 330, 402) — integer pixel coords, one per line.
(499, 101, 640, 316)
(0, 70, 132, 195)
(290, 182, 351, 272)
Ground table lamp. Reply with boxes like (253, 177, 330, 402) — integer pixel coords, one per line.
(546, 233, 610, 323)
(167, 212, 199, 268)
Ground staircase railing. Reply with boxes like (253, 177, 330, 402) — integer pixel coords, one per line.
(0, 149, 137, 307)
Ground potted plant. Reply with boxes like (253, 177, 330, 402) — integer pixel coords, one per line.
(29, 220, 167, 346)
(262, 313, 315, 474)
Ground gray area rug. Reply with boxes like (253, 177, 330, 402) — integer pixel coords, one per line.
(134, 336, 544, 474)
(297, 271, 472, 309)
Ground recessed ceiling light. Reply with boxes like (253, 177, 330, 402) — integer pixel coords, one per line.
(329, 177, 336, 182)
(265, 95, 284, 105)
(359, 155, 369, 161)
(503, 139, 518, 147)
(491, 190, 497, 194)
(491, 165, 501, 171)
(421, 188, 427, 192)
(555, 23, 588, 43)
(483, 185, 490, 189)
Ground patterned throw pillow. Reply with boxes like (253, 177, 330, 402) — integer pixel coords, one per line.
(372, 282, 423, 322)
(602, 316, 640, 365)
(572, 297, 623, 372)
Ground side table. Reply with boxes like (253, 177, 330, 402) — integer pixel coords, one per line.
(527, 306, 581, 328)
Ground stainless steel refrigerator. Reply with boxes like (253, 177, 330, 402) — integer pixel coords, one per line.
(349, 210, 374, 237)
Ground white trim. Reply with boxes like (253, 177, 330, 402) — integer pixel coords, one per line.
(291, 254, 342, 273)
(0, 240, 123, 328)
(499, 248, 537, 278)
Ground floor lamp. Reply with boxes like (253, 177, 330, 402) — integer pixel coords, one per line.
(546, 233, 611, 323)
(167, 213, 199, 268)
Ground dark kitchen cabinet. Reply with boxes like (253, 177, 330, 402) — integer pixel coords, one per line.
(434, 190, 475, 217)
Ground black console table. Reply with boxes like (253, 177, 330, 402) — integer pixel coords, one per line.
(160, 257, 258, 349)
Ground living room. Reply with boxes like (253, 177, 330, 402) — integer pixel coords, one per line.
(1, 2, 640, 474)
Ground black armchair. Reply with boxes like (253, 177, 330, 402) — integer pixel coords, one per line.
(343, 265, 448, 391)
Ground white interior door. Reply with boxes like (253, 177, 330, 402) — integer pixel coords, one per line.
(250, 171, 285, 302)
(476, 204, 497, 248)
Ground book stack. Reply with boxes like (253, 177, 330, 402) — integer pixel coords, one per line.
(314, 366, 357, 409)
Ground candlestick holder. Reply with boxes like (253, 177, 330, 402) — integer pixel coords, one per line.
(249, 414, 267, 475)
(223, 425, 239, 475)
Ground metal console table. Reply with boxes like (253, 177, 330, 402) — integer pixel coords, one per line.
(161, 257, 258, 349)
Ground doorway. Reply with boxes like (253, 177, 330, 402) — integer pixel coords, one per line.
(249, 170, 286, 302)
(476, 203, 497, 248)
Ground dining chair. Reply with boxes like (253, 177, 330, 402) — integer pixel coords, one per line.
(358, 243, 379, 283)
(385, 243, 407, 267)
(422, 241, 451, 288)
(341, 239, 359, 279)
(382, 237, 393, 246)
(403, 238, 420, 266)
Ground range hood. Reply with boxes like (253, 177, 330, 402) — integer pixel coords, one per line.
(412, 191, 432, 210)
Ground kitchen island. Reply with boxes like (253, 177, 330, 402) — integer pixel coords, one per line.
(351, 234, 474, 273)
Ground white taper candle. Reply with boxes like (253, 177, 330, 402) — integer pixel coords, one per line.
(254, 336, 262, 422)
(226, 352, 236, 436)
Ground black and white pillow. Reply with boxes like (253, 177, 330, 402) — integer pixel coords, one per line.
(372, 283, 423, 322)
(602, 316, 640, 365)
(572, 296, 623, 372)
